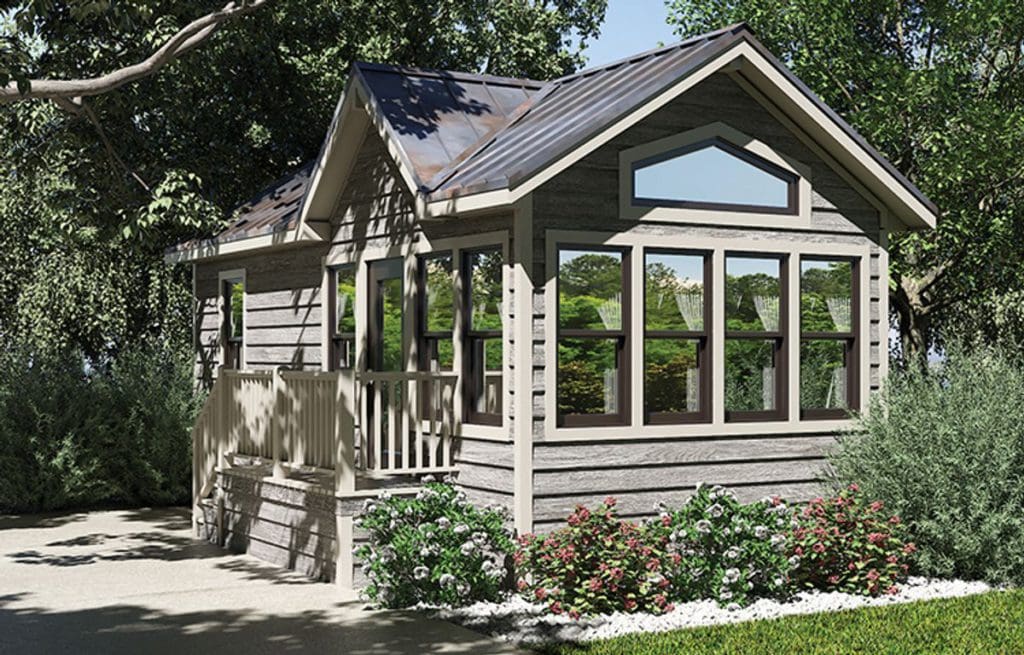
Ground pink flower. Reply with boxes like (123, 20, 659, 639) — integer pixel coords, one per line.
(568, 609, 581, 620)
(535, 588, 547, 600)
(869, 501, 884, 512)
(550, 601, 563, 614)
(848, 483, 859, 492)
(866, 569, 880, 581)
(812, 542, 826, 554)
(903, 543, 917, 554)
(867, 532, 887, 545)
(848, 562, 857, 571)
(827, 575, 840, 585)
(661, 515, 672, 526)
(567, 514, 581, 526)
(646, 558, 661, 571)
(624, 599, 637, 611)
(517, 579, 528, 591)
(587, 577, 602, 592)
(889, 516, 901, 525)
(887, 555, 899, 565)
(604, 496, 618, 507)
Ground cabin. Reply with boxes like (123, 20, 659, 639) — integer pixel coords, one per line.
(167, 24, 937, 590)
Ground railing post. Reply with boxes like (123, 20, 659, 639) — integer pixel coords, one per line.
(272, 367, 287, 479)
(335, 370, 356, 590)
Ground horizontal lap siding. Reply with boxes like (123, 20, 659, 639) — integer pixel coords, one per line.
(194, 245, 328, 381)
(453, 437, 515, 512)
(525, 73, 885, 531)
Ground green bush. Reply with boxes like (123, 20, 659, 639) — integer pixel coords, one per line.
(515, 498, 676, 618)
(0, 338, 201, 512)
(831, 347, 1024, 585)
(791, 484, 913, 596)
(646, 485, 795, 608)
(354, 480, 514, 608)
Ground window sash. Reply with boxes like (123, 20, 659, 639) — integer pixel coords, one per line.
(724, 254, 788, 422)
(799, 257, 859, 418)
(556, 245, 631, 427)
(462, 247, 504, 424)
(328, 266, 357, 370)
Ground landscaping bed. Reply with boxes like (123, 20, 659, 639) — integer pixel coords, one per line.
(430, 576, 993, 645)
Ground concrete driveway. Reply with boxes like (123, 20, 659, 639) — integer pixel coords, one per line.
(0, 507, 523, 654)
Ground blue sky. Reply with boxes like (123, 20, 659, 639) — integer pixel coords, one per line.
(583, 0, 680, 67)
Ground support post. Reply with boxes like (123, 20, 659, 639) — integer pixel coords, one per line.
(335, 370, 357, 590)
(272, 367, 287, 479)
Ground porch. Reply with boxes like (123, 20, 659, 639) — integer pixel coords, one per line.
(191, 367, 460, 586)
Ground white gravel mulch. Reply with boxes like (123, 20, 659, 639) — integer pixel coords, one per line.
(430, 577, 995, 644)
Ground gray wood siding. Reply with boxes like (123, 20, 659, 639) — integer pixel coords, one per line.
(524, 72, 885, 529)
(194, 244, 328, 382)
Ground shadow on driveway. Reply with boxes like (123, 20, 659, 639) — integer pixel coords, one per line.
(0, 507, 521, 655)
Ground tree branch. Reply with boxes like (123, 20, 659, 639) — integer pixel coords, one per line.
(0, 1, 270, 104)
(80, 101, 152, 193)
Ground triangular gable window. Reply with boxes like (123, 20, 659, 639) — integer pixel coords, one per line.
(631, 137, 798, 214)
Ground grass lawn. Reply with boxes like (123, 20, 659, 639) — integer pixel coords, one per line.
(534, 590, 1023, 655)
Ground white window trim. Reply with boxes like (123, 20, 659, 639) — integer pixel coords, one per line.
(218, 268, 246, 370)
(618, 121, 813, 229)
(323, 230, 512, 441)
(543, 229, 871, 442)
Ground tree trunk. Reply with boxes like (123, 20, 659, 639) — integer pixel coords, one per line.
(893, 278, 930, 369)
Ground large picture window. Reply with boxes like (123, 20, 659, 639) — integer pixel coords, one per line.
(724, 255, 787, 421)
(463, 248, 503, 425)
(643, 251, 710, 423)
(418, 253, 454, 372)
(330, 266, 356, 370)
(557, 247, 630, 426)
(800, 258, 858, 418)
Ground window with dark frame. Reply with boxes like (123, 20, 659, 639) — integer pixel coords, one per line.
(330, 266, 356, 370)
(221, 278, 244, 370)
(557, 246, 630, 427)
(643, 250, 710, 424)
(631, 137, 799, 214)
(418, 253, 454, 372)
(463, 248, 503, 425)
(800, 257, 858, 419)
(724, 255, 787, 422)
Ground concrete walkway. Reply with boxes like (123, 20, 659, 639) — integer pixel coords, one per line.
(0, 507, 523, 654)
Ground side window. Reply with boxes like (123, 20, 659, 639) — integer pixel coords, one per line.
(222, 277, 244, 369)
(418, 253, 454, 371)
(644, 251, 710, 423)
(331, 266, 356, 370)
(557, 247, 630, 426)
(800, 258, 857, 418)
(724, 255, 787, 421)
(463, 248, 503, 425)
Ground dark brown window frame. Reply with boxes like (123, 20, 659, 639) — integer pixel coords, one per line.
(556, 244, 632, 428)
(631, 137, 800, 215)
(221, 278, 243, 370)
(799, 256, 860, 420)
(416, 252, 455, 373)
(643, 248, 712, 425)
(724, 252, 789, 423)
(462, 246, 504, 426)
(327, 265, 357, 371)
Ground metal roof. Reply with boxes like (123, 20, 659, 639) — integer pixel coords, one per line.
(354, 63, 545, 185)
(426, 23, 748, 199)
(169, 162, 313, 254)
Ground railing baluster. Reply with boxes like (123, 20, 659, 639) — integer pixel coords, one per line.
(412, 379, 422, 470)
(387, 381, 398, 470)
(373, 382, 383, 470)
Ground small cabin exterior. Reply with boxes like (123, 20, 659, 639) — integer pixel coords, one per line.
(169, 24, 937, 590)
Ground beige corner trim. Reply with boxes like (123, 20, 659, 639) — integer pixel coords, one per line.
(512, 196, 535, 534)
(617, 121, 813, 228)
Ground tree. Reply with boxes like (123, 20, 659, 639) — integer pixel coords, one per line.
(666, 0, 1024, 366)
(0, 0, 608, 362)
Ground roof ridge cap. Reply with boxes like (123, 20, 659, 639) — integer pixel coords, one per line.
(551, 22, 751, 86)
(352, 60, 546, 88)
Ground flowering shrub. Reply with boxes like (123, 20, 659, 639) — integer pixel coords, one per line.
(647, 484, 795, 608)
(515, 498, 675, 618)
(790, 484, 915, 596)
(354, 479, 514, 608)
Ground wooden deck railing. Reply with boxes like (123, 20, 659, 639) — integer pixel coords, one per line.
(357, 371, 459, 476)
(191, 367, 459, 531)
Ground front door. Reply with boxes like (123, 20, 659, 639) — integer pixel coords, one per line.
(367, 259, 404, 372)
